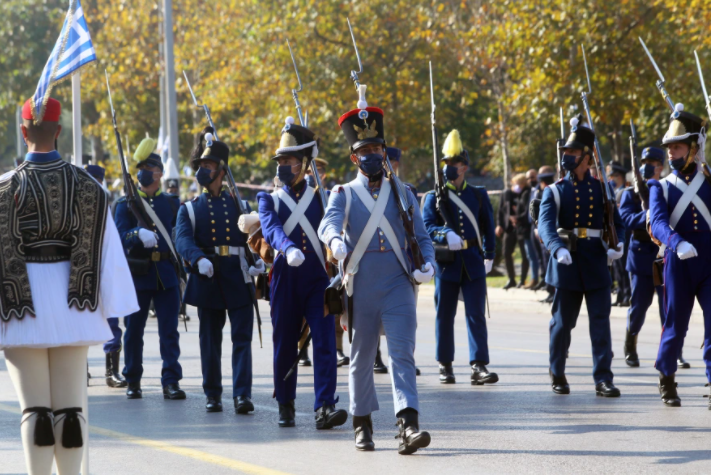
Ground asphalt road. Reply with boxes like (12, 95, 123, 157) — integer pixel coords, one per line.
(1, 286, 710, 474)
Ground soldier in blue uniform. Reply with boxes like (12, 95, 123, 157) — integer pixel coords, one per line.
(256, 117, 347, 429)
(114, 138, 185, 400)
(538, 118, 625, 397)
(422, 129, 498, 385)
(174, 128, 263, 414)
(619, 147, 689, 368)
(648, 104, 711, 408)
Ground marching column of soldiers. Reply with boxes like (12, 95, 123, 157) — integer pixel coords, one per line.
(4, 31, 711, 474)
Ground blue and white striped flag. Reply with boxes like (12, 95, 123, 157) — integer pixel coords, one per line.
(31, 0, 97, 123)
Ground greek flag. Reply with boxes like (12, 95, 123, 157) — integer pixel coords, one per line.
(31, 0, 96, 122)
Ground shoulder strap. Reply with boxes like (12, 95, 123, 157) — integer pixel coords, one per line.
(271, 191, 280, 214)
(140, 197, 179, 262)
(274, 187, 325, 270)
(660, 177, 670, 203)
(448, 190, 482, 250)
(185, 201, 196, 232)
(343, 184, 352, 232)
(668, 173, 705, 229)
(549, 184, 561, 221)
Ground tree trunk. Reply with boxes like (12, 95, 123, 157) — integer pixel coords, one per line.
(497, 99, 511, 188)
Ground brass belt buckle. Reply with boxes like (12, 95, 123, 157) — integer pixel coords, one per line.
(218, 245, 230, 257)
(577, 228, 587, 239)
(461, 238, 469, 250)
(151, 251, 161, 261)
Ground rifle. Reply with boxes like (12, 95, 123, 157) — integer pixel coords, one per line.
(183, 71, 263, 347)
(580, 45, 619, 250)
(106, 70, 188, 331)
(694, 50, 711, 122)
(347, 18, 426, 272)
(557, 108, 565, 179)
(629, 119, 649, 210)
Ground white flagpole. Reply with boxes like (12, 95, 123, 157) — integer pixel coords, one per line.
(16, 106, 23, 158)
(163, 0, 179, 179)
(72, 74, 82, 166)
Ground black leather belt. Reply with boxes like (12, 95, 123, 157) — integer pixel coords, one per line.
(149, 251, 172, 262)
(24, 245, 71, 262)
(632, 229, 652, 242)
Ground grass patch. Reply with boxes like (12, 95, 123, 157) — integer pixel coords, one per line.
(486, 276, 509, 288)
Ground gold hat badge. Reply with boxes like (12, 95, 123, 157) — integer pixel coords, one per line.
(354, 121, 378, 140)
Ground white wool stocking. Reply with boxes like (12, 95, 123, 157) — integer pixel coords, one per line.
(5, 346, 89, 475)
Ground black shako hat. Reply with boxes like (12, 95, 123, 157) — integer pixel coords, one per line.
(338, 107, 385, 151)
(662, 103, 706, 146)
(272, 117, 319, 161)
(560, 116, 595, 153)
(199, 133, 229, 164)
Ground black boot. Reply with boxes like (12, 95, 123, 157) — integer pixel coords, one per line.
(439, 363, 455, 384)
(336, 349, 350, 367)
(624, 330, 640, 368)
(470, 362, 498, 385)
(658, 373, 681, 407)
(395, 409, 431, 455)
(278, 401, 296, 427)
(315, 403, 348, 430)
(373, 349, 388, 374)
(105, 351, 127, 388)
(126, 382, 142, 399)
(234, 396, 254, 414)
(595, 381, 621, 397)
(206, 396, 223, 412)
(678, 350, 690, 369)
(163, 383, 186, 400)
(503, 279, 517, 290)
(550, 369, 570, 394)
(353, 414, 374, 451)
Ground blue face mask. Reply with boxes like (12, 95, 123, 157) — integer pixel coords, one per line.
(358, 153, 384, 177)
(561, 154, 580, 171)
(669, 156, 687, 171)
(443, 165, 459, 181)
(196, 167, 216, 187)
(277, 165, 296, 185)
(137, 169, 155, 187)
(640, 163, 657, 179)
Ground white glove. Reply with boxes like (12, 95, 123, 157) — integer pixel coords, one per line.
(607, 242, 624, 261)
(446, 231, 463, 251)
(286, 247, 305, 267)
(249, 258, 265, 277)
(331, 238, 348, 261)
(556, 248, 572, 266)
(137, 228, 158, 248)
(197, 258, 214, 278)
(413, 262, 435, 284)
(677, 241, 698, 260)
(484, 259, 494, 274)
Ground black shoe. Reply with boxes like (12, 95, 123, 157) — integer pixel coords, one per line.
(234, 396, 254, 414)
(353, 414, 375, 451)
(315, 403, 348, 430)
(163, 383, 186, 400)
(595, 381, 621, 397)
(540, 294, 554, 304)
(678, 350, 691, 369)
(374, 350, 388, 374)
(278, 401, 295, 427)
(516, 281, 526, 289)
(299, 356, 312, 367)
(617, 299, 631, 307)
(624, 330, 640, 368)
(336, 349, 350, 367)
(550, 369, 570, 395)
(105, 351, 127, 388)
(206, 396, 223, 412)
(126, 382, 142, 399)
(439, 363, 455, 384)
(706, 383, 711, 410)
(533, 280, 548, 291)
(396, 409, 431, 455)
(658, 374, 681, 407)
(503, 279, 517, 290)
(470, 362, 498, 385)
(416, 367, 421, 376)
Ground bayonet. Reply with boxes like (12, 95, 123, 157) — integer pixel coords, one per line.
(629, 118, 649, 209)
(557, 107, 565, 179)
(347, 18, 363, 90)
(638, 37, 675, 111)
(694, 50, 711, 118)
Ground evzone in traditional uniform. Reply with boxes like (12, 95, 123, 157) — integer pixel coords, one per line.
(422, 130, 498, 385)
(0, 98, 138, 474)
(85, 163, 128, 388)
(538, 118, 625, 397)
(648, 104, 711, 408)
(256, 119, 347, 429)
(318, 98, 436, 454)
(115, 138, 185, 400)
(175, 128, 263, 413)
(618, 147, 688, 368)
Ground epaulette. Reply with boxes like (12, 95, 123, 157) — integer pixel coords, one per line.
(332, 185, 343, 193)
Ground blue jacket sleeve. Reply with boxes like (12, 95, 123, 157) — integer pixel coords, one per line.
(477, 189, 496, 260)
(257, 191, 296, 254)
(114, 199, 143, 251)
(648, 179, 684, 252)
(538, 186, 565, 259)
(409, 188, 435, 265)
(318, 185, 347, 248)
(422, 192, 449, 244)
(174, 203, 206, 267)
(613, 203, 625, 244)
(618, 189, 646, 231)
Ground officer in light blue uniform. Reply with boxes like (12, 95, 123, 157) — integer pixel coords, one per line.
(422, 129, 498, 385)
(256, 117, 347, 430)
(319, 102, 435, 455)
(648, 105, 711, 408)
(115, 138, 184, 400)
(174, 127, 262, 414)
(618, 146, 689, 368)
(538, 118, 625, 397)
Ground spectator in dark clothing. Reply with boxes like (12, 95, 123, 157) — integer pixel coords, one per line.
(608, 163, 631, 307)
(497, 173, 530, 290)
